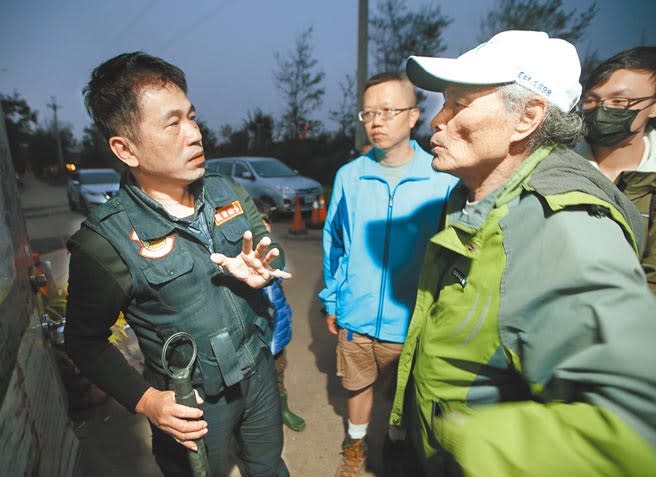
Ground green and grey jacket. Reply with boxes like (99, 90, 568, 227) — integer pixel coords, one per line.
(65, 172, 283, 410)
(391, 145, 656, 476)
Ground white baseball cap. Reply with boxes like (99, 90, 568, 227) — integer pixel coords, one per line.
(406, 30, 582, 112)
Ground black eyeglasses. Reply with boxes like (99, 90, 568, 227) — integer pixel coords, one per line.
(580, 95, 656, 111)
(357, 107, 416, 122)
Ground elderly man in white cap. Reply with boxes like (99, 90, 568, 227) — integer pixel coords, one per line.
(389, 30, 656, 476)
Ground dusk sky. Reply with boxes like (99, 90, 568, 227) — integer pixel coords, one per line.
(1, 0, 654, 139)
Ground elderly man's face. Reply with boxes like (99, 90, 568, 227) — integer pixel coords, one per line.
(429, 85, 517, 182)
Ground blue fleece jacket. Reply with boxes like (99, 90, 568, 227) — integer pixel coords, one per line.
(319, 140, 458, 343)
(264, 279, 292, 355)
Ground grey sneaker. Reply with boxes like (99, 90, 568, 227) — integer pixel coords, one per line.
(335, 436, 367, 477)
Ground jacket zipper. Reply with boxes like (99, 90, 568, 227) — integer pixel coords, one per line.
(375, 186, 394, 337)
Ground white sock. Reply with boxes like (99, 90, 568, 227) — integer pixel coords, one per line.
(347, 420, 368, 440)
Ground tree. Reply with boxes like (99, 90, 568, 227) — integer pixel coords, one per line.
(369, 0, 453, 132)
(225, 128, 250, 156)
(579, 46, 602, 88)
(197, 119, 219, 157)
(329, 74, 357, 144)
(28, 123, 77, 176)
(1, 92, 38, 173)
(79, 125, 115, 169)
(479, 0, 597, 44)
(219, 124, 234, 144)
(274, 27, 326, 141)
(479, 0, 599, 94)
(243, 108, 274, 153)
(369, 0, 452, 73)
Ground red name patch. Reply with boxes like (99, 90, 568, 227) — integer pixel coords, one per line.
(214, 200, 244, 226)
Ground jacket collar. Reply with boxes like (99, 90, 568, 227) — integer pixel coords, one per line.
(637, 127, 656, 172)
(120, 172, 205, 241)
(435, 144, 644, 256)
(616, 170, 656, 195)
(445, 145, 555, 234)
(360, 139, 431, 179)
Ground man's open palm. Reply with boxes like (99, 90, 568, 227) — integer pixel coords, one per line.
(210, 230, 291, 288)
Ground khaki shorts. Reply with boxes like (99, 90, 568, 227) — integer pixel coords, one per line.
(336, 328, 403, 391)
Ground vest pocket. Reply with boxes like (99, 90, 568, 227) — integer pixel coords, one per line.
(141, 255, 203, 311)
(208, 329, 244, 390)
(215, 215, 250, 256)
(142, 254, 194, 285)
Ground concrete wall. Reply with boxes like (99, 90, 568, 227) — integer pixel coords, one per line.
(0, 108, 79, 476)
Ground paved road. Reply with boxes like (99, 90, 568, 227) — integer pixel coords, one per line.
(20, 174, 394, 477)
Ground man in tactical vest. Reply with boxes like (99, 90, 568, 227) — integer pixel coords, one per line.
(65, 52, 290, 477)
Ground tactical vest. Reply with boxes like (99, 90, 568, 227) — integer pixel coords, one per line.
(84, 175, 272, 396)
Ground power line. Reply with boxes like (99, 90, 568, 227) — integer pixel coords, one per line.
(104, 0, 159, 51)
(159, 1, 230, 52)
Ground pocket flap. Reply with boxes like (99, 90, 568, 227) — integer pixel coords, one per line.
(218, 216, 249, 243)
(209, 328, 244, 387)
(142, 255, 194, 286)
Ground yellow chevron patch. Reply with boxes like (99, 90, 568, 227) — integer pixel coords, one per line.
(130, 229, 176, 259)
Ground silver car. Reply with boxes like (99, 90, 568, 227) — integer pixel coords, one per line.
(67, 168, 120, 213)
(205, 156, 323, 215)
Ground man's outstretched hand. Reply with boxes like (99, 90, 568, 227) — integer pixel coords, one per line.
(210, 230, 291, 288)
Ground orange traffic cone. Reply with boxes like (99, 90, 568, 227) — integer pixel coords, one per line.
(309, 197, 322, 229)
(318, 194, 327, 223)
(288, 195, 307, 235)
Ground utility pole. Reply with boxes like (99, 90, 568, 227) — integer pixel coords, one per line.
(47, 96, 65, 173)
(355, 0, 368, 153)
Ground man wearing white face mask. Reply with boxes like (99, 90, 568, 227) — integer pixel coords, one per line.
(390, 31, 656, 476)
(581, 46, 656, 292)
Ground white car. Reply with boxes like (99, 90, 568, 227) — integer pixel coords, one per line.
(205, 156, 323, 216)
(67, 168, 120, 213)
